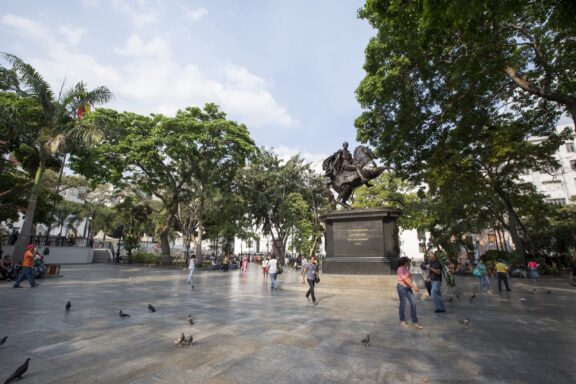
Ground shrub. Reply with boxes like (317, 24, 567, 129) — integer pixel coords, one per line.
(131, 252, 160, 265)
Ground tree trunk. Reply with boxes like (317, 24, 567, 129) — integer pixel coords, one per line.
(12, 165, 45, 263)
(160, 213, 175, 265)
(495, 188, 526, 266)
(308, 233, 319, 258)
(195, 218, 203, 265)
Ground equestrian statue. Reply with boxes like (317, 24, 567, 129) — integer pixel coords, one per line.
(322, 142, 386, 209)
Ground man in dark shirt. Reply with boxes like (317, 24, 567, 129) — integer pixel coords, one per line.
(427, 253, 446, 313)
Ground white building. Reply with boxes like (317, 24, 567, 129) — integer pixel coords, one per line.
(521, 124, 576, 205)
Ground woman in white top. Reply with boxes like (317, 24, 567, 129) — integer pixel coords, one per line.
(268, 256, 278, 290)
(187, 256, 196, 289)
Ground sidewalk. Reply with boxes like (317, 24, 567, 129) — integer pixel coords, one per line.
(0, 264, 574, 383)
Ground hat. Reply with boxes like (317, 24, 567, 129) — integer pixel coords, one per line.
(26, 244, 35, 250)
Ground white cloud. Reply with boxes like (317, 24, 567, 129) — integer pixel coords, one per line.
(111, 0, 160, 28)
(183, 7, 208, 21)
(114, 34, 170, 58)
(273, 146, 327, 173)
(82, 0, 100, 8)
(58, 24, 86, 46)
(1, 15, 297, 128)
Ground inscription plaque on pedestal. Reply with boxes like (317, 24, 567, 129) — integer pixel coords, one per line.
(321, 208, 401, 274)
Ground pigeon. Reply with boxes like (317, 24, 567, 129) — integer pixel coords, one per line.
(361, 334, 370, 347)
(186, 335, 194, 346)
(0, 336, 6, 346)
(4, 358, 30, 384)
(469, 294, 476, 303)
(447, 298, 454, 303)
(147, 304, 156, 313)
(65, 301, 71, 311)
(547, 290, 552, 294)
(174, 332, 185, 345)
(119, 310, 131, 318)
(188, 315, 194, 325)
(459, 318, 470, 326)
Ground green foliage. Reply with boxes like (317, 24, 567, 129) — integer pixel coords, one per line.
(239, 149, 329, 259)
(130, 251, 161, 265)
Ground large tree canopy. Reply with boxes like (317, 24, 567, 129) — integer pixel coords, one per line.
(355, 1, 575, 261)
(356, 0, 575, 180)
(70, 104, 256, 264)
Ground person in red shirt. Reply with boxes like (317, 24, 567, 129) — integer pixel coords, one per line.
(13, 244, 39, 288)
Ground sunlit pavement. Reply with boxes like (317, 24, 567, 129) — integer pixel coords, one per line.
(0, 264, 574, 383)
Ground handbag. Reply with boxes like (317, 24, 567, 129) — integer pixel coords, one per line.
(314, 273, 320, 284)
(473, 267, 481, 277)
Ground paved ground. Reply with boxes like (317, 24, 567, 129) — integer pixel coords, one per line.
(0, 264, 575, 384)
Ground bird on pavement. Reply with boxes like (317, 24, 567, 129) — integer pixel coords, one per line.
(0, 336, 7, 346)
(186, 335, 194, 346)
(547, 290, 552, 294)
(361, 334, 370, 347)
(188, 315, 194, 325)
(65, 301, 71, 311)
(460, 318, 470, 326)
(469, 294, 476, 303)
(175, 332, 185, 345)
(4, 358, 30, 384)
(119, 310, 131, 318)
(447, 297, 454, 303)
(147, 304, 156, 313)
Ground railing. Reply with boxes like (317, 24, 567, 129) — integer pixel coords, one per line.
(1, 235, 95, 248)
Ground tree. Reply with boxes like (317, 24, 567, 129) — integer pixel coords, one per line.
(240, 149, 329, 263)
(71, 104, 256, 264)
(355, 2, 573, 262)
(0, 53, 112, 262)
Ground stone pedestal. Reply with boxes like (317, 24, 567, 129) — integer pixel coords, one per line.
(321, 208, 401, 275)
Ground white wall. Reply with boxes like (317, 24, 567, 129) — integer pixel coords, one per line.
(2, 246, 93, 264)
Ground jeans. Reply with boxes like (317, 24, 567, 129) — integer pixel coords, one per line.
(13, 267, 36, 287)
(431, 280, 445, 311)
(306, 279, 316, 302)
(187, 268, 195, 287)
(269, 272, 278, 289)
(397, 284, 418, 323)
(529, 268, 539, 281)
(497, 272, 511, 291)
(480, 275, 490, 291)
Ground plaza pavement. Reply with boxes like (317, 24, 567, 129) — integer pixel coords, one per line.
(0, 263, 575, 384)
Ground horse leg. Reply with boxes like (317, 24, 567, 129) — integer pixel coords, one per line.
(337, 185, 353, 208)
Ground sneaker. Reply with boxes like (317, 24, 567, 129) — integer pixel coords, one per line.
(31, 284, 39, 287)
(306, 297, 311, 303)
(400, 321, 409, 328)
(412, 323, 423, 329)
(434, 309, 446, 313)
(313, 301, 318, 305)
(13, 285, 22, 288)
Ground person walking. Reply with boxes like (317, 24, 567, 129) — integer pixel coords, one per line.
(396, 257, 423, 328)
(262, 257, 269, 278)
(187, 256, 196, 289)
(495, 260, 511, 292)
(527, 259, 539, 282)
(477, 258, 490, 292)
(241, 254, 248, 272)
(268, 255, 279, 290)
(13, 244, 39, 288)
(426, 253, 446, 313)
(303, 256, 319, 305)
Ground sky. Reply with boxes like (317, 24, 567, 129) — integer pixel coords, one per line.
(0, 0, 376, 169)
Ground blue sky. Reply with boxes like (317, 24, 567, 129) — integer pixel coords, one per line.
(0, 0, 375, 167)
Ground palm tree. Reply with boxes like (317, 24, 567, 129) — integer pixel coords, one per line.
(2, 53, 112, 262)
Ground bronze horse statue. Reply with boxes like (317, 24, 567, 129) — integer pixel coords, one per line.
(323, 144, 386, 209)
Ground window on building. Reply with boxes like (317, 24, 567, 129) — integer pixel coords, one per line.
(416, 229, 426, 241)
(546, 198, 566, 206)
(571, 160, 576, 171)
(567, 142, 575, 153)
(418, 243, 426, 253)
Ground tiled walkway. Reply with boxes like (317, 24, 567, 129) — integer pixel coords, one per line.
(0, 264, 574, 383)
